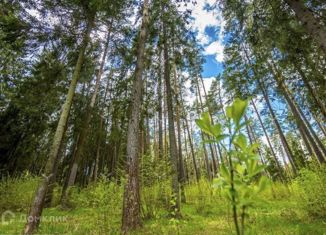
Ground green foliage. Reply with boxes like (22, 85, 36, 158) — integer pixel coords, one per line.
(1, 176, 326, 234)
(264, 147, 283, 181)
(196, 98, 270, 235)
(71, 176, 123, 209)
(225, 98, 248, 127)
(0, 172, 38, 212)
(140, 152, 172, 219)
(293, 166, 326, 219)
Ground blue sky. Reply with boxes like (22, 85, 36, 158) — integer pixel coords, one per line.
(201, 25, 224, 77)
(180, 0, 225, 79)
(202, 55, 223, 77)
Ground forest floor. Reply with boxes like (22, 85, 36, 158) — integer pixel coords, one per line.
(1, 178, 326, 235)
(2, 199, 326, 234)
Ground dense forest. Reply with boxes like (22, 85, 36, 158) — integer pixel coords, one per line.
(0, 0, 325, 234)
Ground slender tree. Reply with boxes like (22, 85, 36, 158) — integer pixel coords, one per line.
(122, 0, 150, 232)
(284, 0, 326, 54)
(23, 10, 95, 234)
(61, 25, 112, 204)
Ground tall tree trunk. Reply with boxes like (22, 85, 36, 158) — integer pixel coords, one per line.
(121, 0, 149, 232)
(182, 124, 190, 183)
(60, 133, 80, 203)
(198, 76, 219, 174)
(93, 114, 103, 182)
(284, 0, 326, 54)
(141, 75, 150, 155)
(182, 107, 200, 182)
(43, 139, 65, 208)
(145, 117, 151, 154)
(259, 81, 300, 174)
(23, 15, 94, 235)
(44, 126, 68, 208)
(313, 112, 326, 137)
(173, 65, 186, 203)
(285, 79, 326, 156)
(217, 80, 226, 164)
(196, 79, 213, 180)
(158, 51, 164, 159)
(246, 116, 267, 166)
(99, 69, 113, 174)
(163, 79, 168, 158)
(241, 45, 298, 173)
(294, 93, 326, 156)
(270, 64, 325, 163)
(61, 26, 112, 203)
(176, 99, 186, 203)
(294, 63, 326, 118)
(244, 114, 253, 145)
(178, 80, 200, 183)
(251, 99, 289, 177)
(162, 13, 180, 215)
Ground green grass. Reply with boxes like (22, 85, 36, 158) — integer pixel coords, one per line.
(1, 178, 326, 234)
(1, 199, 325, 234)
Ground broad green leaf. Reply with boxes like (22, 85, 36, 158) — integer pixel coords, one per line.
(211, 123, 222, 137)
(195, 119, 211, 136)
(226, 106, 232, 119)
(195, 112, 214, 136)
(215, 134, 229, 143)
(226, 99, 248, 126)
(201, 112, 211, 124)
(232, 98, 248, 126)
(233, 133, 247, 150)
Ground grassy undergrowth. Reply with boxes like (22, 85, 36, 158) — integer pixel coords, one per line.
(1, 170, 326, 234)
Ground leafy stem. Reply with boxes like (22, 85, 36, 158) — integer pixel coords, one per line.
(196, 98, 270, 235)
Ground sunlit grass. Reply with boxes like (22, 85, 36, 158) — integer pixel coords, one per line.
(1, 176, 326, 234)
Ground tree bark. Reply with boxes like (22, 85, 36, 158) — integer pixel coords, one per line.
(182, 123, 190, 183)
(178, 80, 200, 183)
(246, 116, 268, 166)
(173, 65, 186, 203)
(158, 50, 164, 159)
(44, 131, 67, 208)
(181, 106, 200, 182)
(271, 69, 325, 163)
(162, 11, 180, 215)
(93, 113, 103, 182)
(196, 81, 213, 180)
(285, 0, 326, 54)
(23, 15, 94, 235)
(259, 80, 301, 175)
(121, 0, 149, 232)
(198, 76, 219, 174)
(313, 113, 326, 137)
(284, 81, 326, 157)
(241, 44, 297, 173)
(251, 99, 289, 177)
(294, 63, 326, 119)
(61, 25, 112, 203)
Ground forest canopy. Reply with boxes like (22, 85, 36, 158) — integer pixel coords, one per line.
(0, 0, 325, 234)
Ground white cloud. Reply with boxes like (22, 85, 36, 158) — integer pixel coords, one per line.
(179, 0, 225, 63)
(203, 41, 224, 62)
